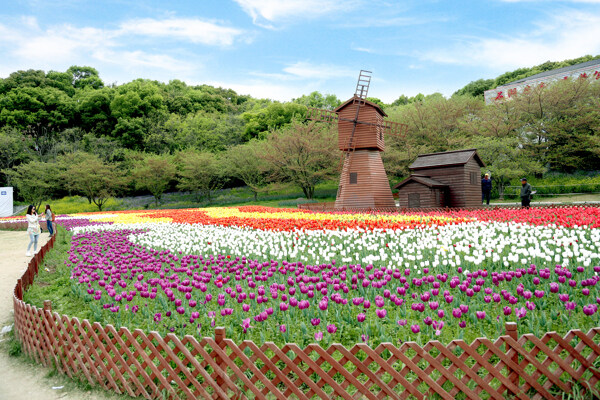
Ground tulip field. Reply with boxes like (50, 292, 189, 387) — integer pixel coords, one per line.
(6, 205, 600, 348)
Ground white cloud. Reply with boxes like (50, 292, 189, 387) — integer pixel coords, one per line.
(249, 61, 358, 82)
(0, 15, 247, 80)
(499, 0, 600, 2)
(93, 49, 194, 73)
(419, 10, 600, 71)
(118, 18, 246, 46)
(205, 80, 304, 101)
(233, 0, 360, 27)
(283, 61, 357, 80)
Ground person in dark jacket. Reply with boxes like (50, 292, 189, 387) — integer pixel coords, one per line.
(481, 173, 492, 205)
(520, 178, 532, 208)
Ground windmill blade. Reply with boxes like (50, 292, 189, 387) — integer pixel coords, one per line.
(306, 107, 338, 124)
(382, 120, 409, 137)
(354, 70, 372, 104)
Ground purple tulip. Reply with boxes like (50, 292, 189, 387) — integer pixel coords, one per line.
(376, 309, 387, 318)
(357, 313, 366, 323)
(411, 324, 420, 333)
(314, 331, 323, 341)
(583, 304, 597, 316)
(327, 324, 337, 334)
(559, 293, 570, 302)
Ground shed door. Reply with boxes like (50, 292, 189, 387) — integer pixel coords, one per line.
(408, 193, 421, 208)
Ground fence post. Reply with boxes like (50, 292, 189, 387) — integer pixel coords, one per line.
(215, 327, 226, 388)
(42, 300, 52, 364)
(505, 322, 519, 392)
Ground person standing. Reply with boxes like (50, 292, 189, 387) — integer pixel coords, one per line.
(481, 173, 492, 205)
(44, 204, 54, 236)
(520, 178, 532, 208)
(25, 205, 42, 256)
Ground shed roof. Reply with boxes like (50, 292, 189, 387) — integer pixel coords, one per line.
(394, 175, 448, 190)
(409, 149, 485, 170)
(334, 96, 387, 117)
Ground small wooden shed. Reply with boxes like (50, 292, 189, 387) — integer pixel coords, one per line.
(394, 149, 485, 208)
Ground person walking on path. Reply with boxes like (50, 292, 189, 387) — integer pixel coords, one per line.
(25, 205, 43, 256)
(520, 178, 532, 209)
(481, 173, 492, 205)
(44, 204, 54, 236)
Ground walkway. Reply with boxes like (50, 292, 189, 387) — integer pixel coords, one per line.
(0, 231, 122, 400)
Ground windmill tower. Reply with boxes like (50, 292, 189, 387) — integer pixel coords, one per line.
(307, 70, 407, 210)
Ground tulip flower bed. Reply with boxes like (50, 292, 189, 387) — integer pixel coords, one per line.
(12, 206, 600, 348)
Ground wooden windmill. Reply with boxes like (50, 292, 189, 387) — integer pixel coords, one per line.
(307, 70, 408, 210)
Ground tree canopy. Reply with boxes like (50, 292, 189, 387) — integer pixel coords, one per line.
(2, 59, 600, 204)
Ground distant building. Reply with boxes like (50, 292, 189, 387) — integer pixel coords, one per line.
(484, 58, 600, 105)
(394, 149, 485, 208)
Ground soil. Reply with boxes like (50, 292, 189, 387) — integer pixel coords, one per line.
(0, 231, 125, 400)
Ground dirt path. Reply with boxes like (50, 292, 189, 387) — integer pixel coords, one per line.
(0, 231, 124, 400)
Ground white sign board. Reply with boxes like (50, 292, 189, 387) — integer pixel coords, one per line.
(0, 187, 14, 217)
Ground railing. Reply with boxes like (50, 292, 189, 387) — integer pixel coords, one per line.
(13, 235, 600, 399)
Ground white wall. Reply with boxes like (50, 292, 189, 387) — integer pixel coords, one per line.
(0, 187, 13, 217)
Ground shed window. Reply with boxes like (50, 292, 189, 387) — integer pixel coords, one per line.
(470, 172, 478, 185)
(349, 172, 358, 184)
(408, 193, 420, 208)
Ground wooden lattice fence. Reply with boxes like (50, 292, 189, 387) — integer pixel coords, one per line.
(12, 236, 600, 399)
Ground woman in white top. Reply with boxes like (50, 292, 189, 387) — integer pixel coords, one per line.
(25, 205, 43, 256)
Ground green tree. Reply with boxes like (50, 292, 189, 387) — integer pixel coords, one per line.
(511, 76, 600, 172)
(58, 151, 126, 210)
(387, 95, 480, 152)
(365, 97, 385, 109)
(3, 160, 56, 210)
(75, 87, 116, 135)
(261, 121, 337, 199)
(472, 136, 544, 198)
(241, 102, 307, 140)
(293, 91, 340, 110)
(66, 66, 104, 89)
(170, 111, 244, 152)
(224, 140, 269, 200)
(453, 78, 495, 98)
(0, 128, 32, 186)
(0, 86, 76, 158)
(0, 69, 47, 94)
(176, 150, 224, 201)
(109, 79, 168, 149)
(131, 154, 176, 205)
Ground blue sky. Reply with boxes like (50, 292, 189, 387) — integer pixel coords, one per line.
(1, 0, 599, 102)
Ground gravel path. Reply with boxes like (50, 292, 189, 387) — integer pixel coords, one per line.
(0, 231, 125, 400)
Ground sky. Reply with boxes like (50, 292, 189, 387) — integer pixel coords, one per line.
(1, 0, 600, 103)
